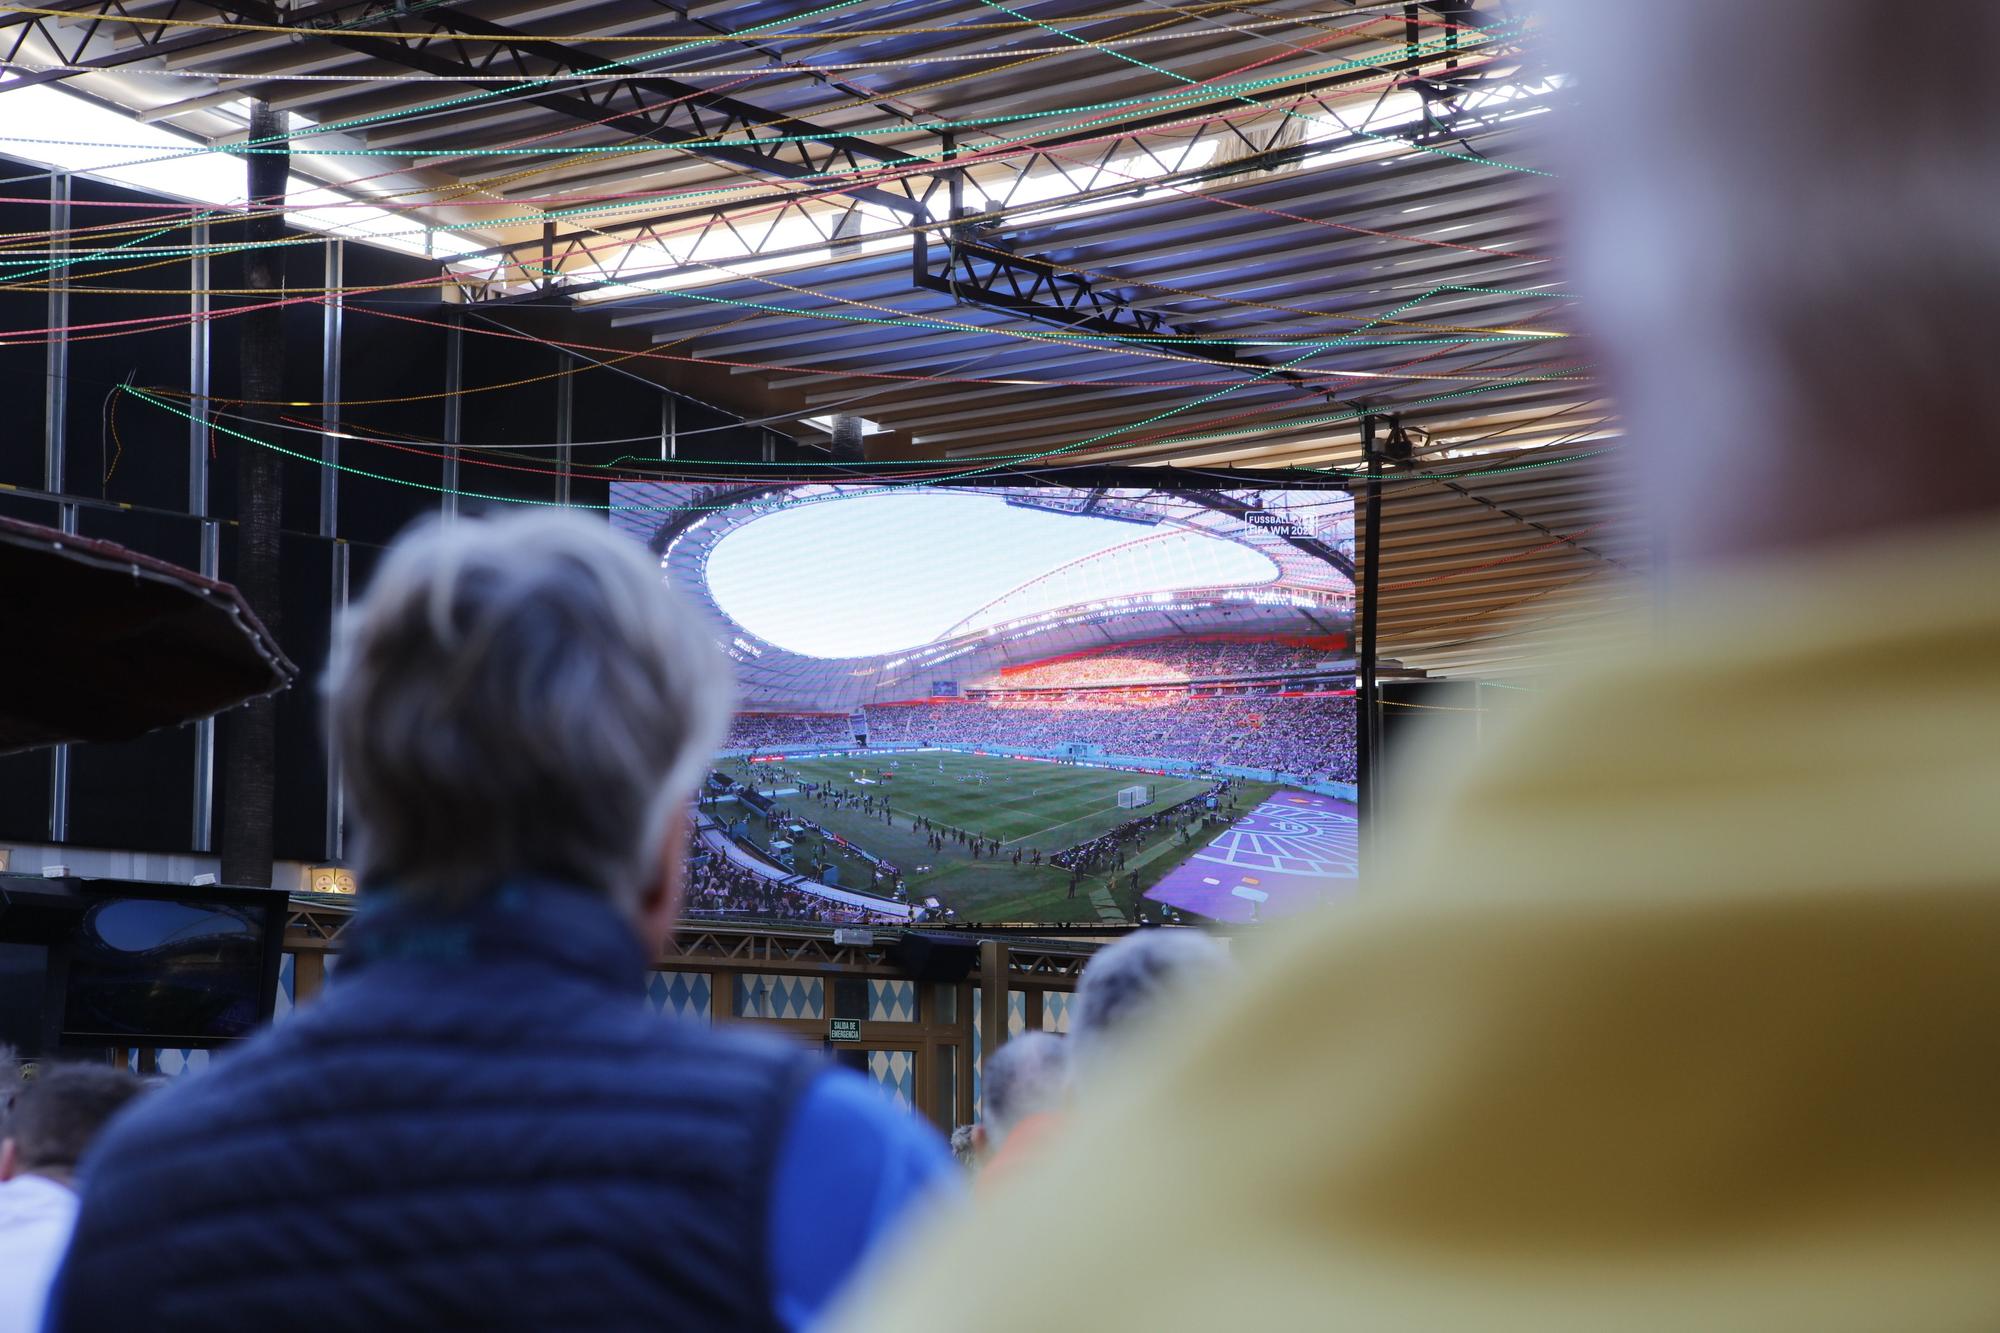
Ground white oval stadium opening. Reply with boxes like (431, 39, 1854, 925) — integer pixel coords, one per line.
(704, 490, 1279, 660)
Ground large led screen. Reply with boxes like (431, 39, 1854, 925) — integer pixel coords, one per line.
(612, 481, 1358, 927)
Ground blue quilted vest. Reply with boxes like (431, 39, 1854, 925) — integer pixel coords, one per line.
(50, 882, 819, 1332)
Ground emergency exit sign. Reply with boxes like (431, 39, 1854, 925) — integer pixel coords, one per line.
(829, 1019, 862, 1042)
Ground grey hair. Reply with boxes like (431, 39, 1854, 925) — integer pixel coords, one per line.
(1070, 930, 1229, 1082)
(326, 511, 735, 908)
(980, 1031, 1069, 1143)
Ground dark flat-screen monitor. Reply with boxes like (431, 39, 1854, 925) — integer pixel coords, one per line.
(0, 940, 50, 1053)
(0, 877, 285, 1052)
(610, 473, 1359, 928)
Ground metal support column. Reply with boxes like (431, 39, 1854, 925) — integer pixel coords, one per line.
(661, 394, 676, 460)
(190, 221, 217, 850)
(45, 172, 71, 844)
(319, 239, 343, 538)
(218, 99, 290, 888)
(325, 543, 349, 859)
(193, 521, 219, 850)
(1356, 414, 1387, 861)
(44, 173, 69, 498)
(188, 223, 212, 514)
(554, 354, 573, 507)
(322, 237, 346, 861)
(441, 314, 462, 516)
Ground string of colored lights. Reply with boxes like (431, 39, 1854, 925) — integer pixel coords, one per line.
(122, 382, 1613, 504)
(98, 276, 1586, 492)
(109, 275, 1575, 422)
(65, 291, 1588, 491)
(0, 3, 1576, 498)
(0, 2, 1463, 44)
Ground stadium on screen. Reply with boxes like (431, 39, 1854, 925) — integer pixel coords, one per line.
(611, 482, 1361, 928)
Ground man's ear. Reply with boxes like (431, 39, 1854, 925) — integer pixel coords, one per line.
(0, 1136, 20, 1182)
(634, 805, 689, 961)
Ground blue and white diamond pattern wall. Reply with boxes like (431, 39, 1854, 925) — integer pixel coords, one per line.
(867, 979, 915, 1023)
(971, 986, 983, 1117)
(135, 1049, 209, 1078)
(867, 1050, 915, 1113)
(272, 953, 297, 1025)
(645, 971, 712, 1022)
(1041, 990, 1072, 1034)
(734, 974, 825, 1020)
(1007, 990, 1027, 1039)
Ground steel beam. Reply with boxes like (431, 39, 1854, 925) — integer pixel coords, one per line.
(439, 40, 1542, 302)
(0, 0, 358, 94)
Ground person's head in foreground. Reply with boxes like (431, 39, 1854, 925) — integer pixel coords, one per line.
(1068, 929, 1229, 1089)
(975, 1032, 1068, 1159)
(330, 508, 737, 943)
(48, 513, 956, 1332)
(829, 2, 2000, 1329)
(0, 1065, 146, 1333)
(0, 1064, 146, 1188)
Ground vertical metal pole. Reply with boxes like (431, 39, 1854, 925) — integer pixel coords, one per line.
(189, 221, 212, 516)
(46, 172, 71, 844)
(319, 238, 343, 538)
(660, 394, 676, 460)
(321, 238, 346, 863)
(191, 221, 217, 851)
(219, 99, 290, 888)
(554, 353, 573, 507)
(441, 313, 462, 517)
(1356, 414, 1384, 862)
(45, 172, 69, 496)
(324, 542, 349, 860)
(193, 521, 220, 851)
(944, 132, 964, 221)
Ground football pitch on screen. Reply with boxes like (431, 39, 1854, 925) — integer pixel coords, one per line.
(733, 750, 1279, 925)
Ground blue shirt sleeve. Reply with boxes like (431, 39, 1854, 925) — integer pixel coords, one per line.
(766, 1068, 961, 1331)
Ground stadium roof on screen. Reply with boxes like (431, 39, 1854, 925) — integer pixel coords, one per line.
(612, 483, 1354, 708)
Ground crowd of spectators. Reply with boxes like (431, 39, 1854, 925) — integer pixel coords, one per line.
(863, 694, 1358, 784)
(996, 639, 1344, 689)
(1049, 783, 1231, 874)
(722, 711, 854, 750)
(683, 851, 898, 925)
